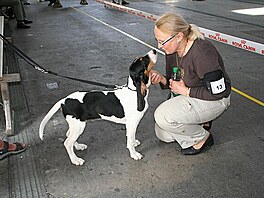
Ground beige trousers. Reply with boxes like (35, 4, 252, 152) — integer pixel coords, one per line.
(154, 95, 230, 149)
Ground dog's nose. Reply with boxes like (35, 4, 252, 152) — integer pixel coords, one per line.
(152, 49, 157, 54)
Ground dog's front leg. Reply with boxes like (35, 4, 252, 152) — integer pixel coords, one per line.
(125, 123, 143, 160)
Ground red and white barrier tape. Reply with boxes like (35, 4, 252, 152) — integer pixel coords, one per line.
(200, 28, 264, 55)
(94, 0, 264, 56)
(94, 0, 157, 21)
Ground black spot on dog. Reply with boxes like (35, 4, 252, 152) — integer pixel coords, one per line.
(61, 92, 125, 121)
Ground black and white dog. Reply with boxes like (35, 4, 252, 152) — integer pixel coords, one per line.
(39, 50, 157, 165)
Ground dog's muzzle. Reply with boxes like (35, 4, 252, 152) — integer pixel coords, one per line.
(145, 50, 157, 76)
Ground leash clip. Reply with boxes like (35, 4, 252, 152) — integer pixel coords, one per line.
(34, 66, 48, 73)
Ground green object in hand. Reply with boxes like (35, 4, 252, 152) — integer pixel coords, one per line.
(171, 67, 181, 97)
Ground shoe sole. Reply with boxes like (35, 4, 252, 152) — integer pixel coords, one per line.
(0, 145, 28, 160)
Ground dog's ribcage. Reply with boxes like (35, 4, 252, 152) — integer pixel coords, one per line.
(62, 87, 149, 124)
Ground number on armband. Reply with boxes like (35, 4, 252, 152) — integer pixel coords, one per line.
(210, 77, 226, 94)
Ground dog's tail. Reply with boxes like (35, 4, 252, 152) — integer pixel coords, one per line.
(39, 98, 65, 140)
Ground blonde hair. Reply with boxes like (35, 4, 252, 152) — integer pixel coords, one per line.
(155, 12, 204, 41)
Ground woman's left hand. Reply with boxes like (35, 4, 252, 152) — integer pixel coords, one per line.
(169, 79, 189, 96)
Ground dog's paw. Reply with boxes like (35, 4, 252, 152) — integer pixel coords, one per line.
(71, 157, 85, 166)
(74, 143, 87, 151)
(132, 140, 141, 147)
(130, 151, 143, 160)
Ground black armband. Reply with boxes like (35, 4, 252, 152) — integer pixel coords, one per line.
(203, 69, 226, 94)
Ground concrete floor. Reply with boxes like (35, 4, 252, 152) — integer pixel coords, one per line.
(0, 0, 263, 197)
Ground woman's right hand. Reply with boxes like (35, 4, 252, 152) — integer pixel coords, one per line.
(149, 70, 166, 85)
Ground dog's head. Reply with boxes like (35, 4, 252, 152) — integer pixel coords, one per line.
(129, 49, 157, 111)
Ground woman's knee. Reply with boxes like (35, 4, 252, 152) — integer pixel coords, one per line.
(154, 105, 167, 127)
(155, 123, 175, 143)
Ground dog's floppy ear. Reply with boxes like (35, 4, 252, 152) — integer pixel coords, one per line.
(129, 57, 148, 112)
(129, 71, 145, 112)
(135, 75, 146, 112)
